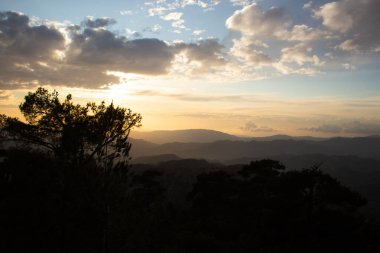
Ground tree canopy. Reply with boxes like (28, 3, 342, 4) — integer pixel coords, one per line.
(0, 87, 142, 167)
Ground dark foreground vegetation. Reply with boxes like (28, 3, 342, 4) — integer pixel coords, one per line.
(1, 88, 379, 252)
(1, 150, 380, 253)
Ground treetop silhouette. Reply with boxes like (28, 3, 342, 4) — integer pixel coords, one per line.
(0, 87, 142, 167)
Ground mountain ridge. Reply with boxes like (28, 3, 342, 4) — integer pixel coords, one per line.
(131, 128, 378, 144)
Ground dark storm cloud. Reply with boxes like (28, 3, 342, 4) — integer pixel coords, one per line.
(0, 12, 227, 89)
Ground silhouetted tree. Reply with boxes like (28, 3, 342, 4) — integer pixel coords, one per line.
(0, 87, 142, 168)
(0, 88, 143, 253)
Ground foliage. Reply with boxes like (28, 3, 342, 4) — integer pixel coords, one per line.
(0, 87, 142, 167)
(0, 151, 379, 253)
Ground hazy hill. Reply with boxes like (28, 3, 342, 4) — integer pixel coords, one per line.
(250, 134, 325, 141)
(130, 129, 242, 144)
(130, 136, 380, 162)
(130, 129, 326, 144)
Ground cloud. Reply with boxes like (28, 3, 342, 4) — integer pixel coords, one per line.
(302, 124, 343, 133)
(0, 12, 229, 89)
(161, 12, 186, 29)
(241, 121, 276, 133)
(226, 4, 325, 75)
(242, 121, 257, 131)
(337, 39, 359, 52)
(82, 17, 116, 28)
(146, 0, 220, 17)
(226, 4, 290, 40)
(143, 24, 162, 33)
(66, 29, 177, 75)
(343, 121, 380, 135)
(224, 1, 380, 76)
(0, 11, 65, 58)
(177, 112, 250, 120)
(279, 43, 321, 66)
(193, 29, 205, 36)
(148, 6, 167, 16)
(161, 12, 183, 21)
(229, 36, 273, 66)
(302, 121, 380, 135)
(133, 89, 243, 102)
(230, 0, 253, 6)
(314, 0, 380, 52)
(0, 91, 10, 100)
(120, 10, 133, 16)
(175, 39, 226, 73)
(125, 28, 141, 38)
(0, 11, 66, 89)
(303, 1, 313, 9)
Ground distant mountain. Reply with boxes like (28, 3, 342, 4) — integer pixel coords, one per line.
(130, 129, 327, 144)
(130, 129, 241, 144)
(250, 135, 325, 142)
(130, 136, 380, 161)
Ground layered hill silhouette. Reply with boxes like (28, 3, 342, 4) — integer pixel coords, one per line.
(130, 129, 241, 143)
(131, 129, 326, 144)
(130, 129, 380, 218)
(130, 130, 380, 162)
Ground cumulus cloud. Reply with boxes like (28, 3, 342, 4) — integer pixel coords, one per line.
(225, 0, 380, 76)
(280, 43, 321, 66)
(0, 11, 66, 89)
(175, 39, 226, 73)
(314, 0, 380, 52)
(226, 3, 325, 75)
(226, 4, 290, 40)
(161, 12, 186, 29)
(230, 36, 273, 66)
(69, 34, 174, 75)
(0, 11, 227, 89)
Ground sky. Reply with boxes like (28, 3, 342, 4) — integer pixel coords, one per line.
(0, 0, 380, 137)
